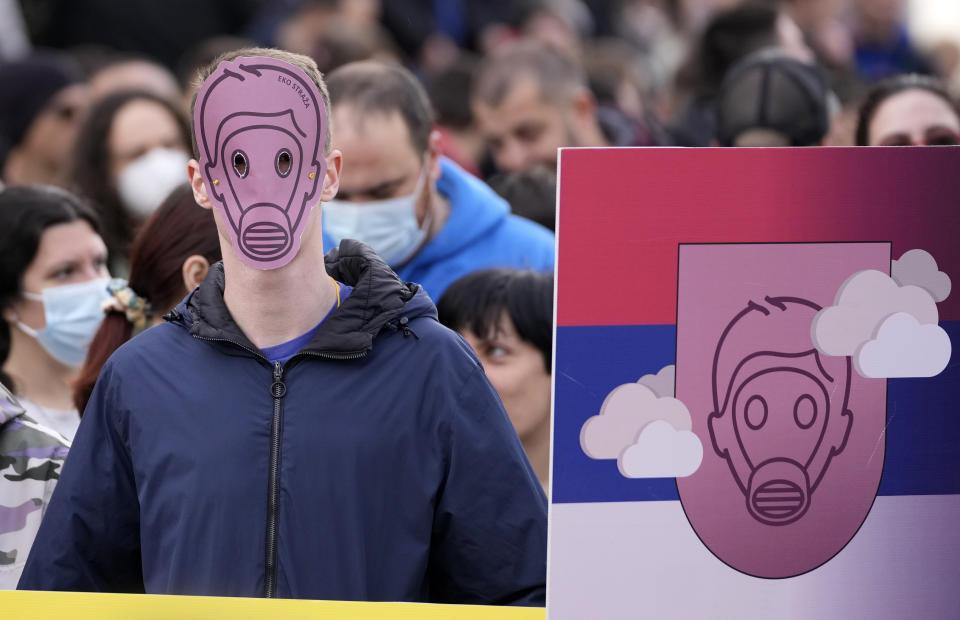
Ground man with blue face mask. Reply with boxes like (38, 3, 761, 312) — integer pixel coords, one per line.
(324, 62, 555, 300)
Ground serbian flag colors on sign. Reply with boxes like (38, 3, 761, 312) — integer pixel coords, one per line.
(549, 147, 960, 620)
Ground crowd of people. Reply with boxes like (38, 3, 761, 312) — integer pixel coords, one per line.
(0, 0, 958, 603)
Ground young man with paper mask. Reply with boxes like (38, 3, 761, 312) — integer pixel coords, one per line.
(18, 48, 548, 605)
(324, 61, 555, 300)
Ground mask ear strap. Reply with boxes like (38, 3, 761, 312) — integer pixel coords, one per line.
(6, 303, 42, 336)
(414, 154, 432, 193)
(13, 318, 40, 338)
(21, 291, 43, 302)
(410, 154, 433, 231)
(418, 202, 433, 233)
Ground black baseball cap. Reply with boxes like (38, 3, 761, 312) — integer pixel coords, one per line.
(716, 48, 830, 147)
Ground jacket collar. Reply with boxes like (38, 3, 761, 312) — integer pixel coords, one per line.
(410, 157, 509, 265)
(177, 240, 435, 359)
(0, 383, 24, 426)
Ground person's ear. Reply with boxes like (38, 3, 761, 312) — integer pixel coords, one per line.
(320, 149, 342, 202)
(188, 159, 213, 210)
(427, 129, 443, 183)
(181, 254, 211, 292)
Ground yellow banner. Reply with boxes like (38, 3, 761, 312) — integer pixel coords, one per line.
(1, 591, 546, 619)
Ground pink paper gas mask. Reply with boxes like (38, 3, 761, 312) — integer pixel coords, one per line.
(193, 57, 328, 270)
(707, 297, 853, 526)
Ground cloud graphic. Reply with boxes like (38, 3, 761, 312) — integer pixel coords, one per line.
(892, 249, 951, 303)
(855, 312, 952, 378)
(637, 364, 676, 398)
(812, 269, 939, 357)
(618, 420, 704, 478)
(580, 382, 691, 460)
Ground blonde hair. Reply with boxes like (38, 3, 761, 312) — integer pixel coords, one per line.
(190, 47, 332, 155)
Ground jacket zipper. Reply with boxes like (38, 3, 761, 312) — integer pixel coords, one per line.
(186, 329, 368, 597)
(264, 360, 285, 598)
(186, 333, 285, 597)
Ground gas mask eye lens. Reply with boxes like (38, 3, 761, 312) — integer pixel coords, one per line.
(276, 149, 292, 177)
(233, 150, 249, 178)
(794, 394, 817, 429)
(744, 395, 768, 430)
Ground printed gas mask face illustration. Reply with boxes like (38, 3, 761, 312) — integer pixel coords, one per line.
(708, 297, 852, 526)
(193, 57, 327, 270)
(675, 243, 889, 579)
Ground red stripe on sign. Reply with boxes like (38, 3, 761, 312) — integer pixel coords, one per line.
(556, 147, 960, 326)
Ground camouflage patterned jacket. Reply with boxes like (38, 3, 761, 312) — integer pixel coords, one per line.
(0, 383, 69, 589)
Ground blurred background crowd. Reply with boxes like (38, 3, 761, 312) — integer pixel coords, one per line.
(4, 0, 960, 214)
(2, 0, 960, 548)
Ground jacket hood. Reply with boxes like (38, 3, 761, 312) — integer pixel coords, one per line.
(410, 158, 509, 265)
(171, 239, 437, 359)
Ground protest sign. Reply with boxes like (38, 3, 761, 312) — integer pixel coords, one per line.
(549, 147, 960, 619)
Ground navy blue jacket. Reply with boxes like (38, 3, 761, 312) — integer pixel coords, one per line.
(18, 241, 547, 603)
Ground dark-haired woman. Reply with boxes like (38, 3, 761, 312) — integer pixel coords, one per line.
(71, 90, 191, 273)
(437, 269, 554, 493)
(855, 74, 960, 146)
(73, 183, 221, 414)
(0, 186, 111, 440)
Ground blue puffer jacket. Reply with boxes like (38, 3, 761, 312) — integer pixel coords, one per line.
(18, 241, 548, 603)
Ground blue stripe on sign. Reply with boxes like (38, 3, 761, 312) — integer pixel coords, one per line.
(551, 322, 960, 504)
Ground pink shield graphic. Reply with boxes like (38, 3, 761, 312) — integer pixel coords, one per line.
(193, 56, 327, 270)
(676, 243, 888, 578)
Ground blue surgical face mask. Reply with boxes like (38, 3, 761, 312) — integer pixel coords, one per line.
(323, 163, 431, 267)
(15, 278, 111, 368)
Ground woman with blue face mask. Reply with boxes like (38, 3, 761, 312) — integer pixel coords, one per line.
(0, 185, 111, 440)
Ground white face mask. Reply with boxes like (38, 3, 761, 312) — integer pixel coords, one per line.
(117, 147, 190, 218)
(15, 278, 111, 368)
(323, 163, 431, 267)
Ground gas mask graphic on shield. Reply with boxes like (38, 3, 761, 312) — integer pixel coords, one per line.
(193, 57, 328, 270)
(707, 296, 853, 526)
